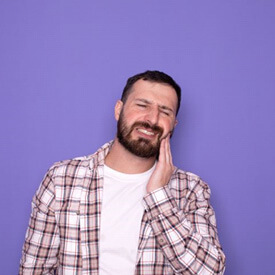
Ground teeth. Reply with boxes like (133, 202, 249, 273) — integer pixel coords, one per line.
(137, 128, 155, 136)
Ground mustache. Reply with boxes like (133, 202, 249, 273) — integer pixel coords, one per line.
(130, 121, 164, 136)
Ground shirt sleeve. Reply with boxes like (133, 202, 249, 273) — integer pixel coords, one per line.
(19, 167, 60, 275)
(143, 180, 226, 275)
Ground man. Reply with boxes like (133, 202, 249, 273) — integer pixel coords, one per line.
(20, 70, 225, 274)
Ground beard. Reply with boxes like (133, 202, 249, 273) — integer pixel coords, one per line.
(117, 111, 164, 158)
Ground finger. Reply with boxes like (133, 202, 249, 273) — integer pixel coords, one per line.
(158, 138, 165, 162)
(162, 136, 170, 164)
(166, 135, 173, 166)
(166, 135, 173, 165)
(164, 136, 170, 162)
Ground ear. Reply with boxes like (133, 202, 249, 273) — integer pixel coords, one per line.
(174, 119, 178, 128)
(114, 100, 123, 121)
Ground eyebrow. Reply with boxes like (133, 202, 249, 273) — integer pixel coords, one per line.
(135, 98, 174, 113)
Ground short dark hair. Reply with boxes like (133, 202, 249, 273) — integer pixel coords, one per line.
(121, 70, 181, 115)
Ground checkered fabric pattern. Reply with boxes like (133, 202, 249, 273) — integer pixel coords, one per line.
(20, 141, 225, 274)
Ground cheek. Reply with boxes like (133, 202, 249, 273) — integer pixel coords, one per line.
(162, 123, 176, 137)
(128, 112, 144, 123)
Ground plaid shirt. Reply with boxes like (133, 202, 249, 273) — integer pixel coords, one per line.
(20, 141, 225, 274)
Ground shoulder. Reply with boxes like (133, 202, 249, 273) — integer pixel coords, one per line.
(47, 140, 114, 178)
(42, 155, 91, 182)
(170, 168, 211, 201)
(36, 154, 95, 195)
(35, 154, 96, 208)
(47, 155, 92, 179)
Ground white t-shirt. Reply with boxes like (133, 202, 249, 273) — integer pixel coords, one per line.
(99, 164, 155, 275)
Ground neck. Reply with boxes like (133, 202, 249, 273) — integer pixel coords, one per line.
(105, 138, 156, 174)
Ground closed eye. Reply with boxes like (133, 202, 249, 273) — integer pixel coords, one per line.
(162, 111, 170, 116)
(137, 104, 147, 108)
(160, 109, 172, 116)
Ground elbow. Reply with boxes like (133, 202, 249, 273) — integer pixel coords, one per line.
(215, 250, 226, 274)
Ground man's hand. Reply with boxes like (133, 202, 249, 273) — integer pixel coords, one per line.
(146, 135, 174, 193)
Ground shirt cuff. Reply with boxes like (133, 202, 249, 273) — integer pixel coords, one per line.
(143, 185, 178, 220)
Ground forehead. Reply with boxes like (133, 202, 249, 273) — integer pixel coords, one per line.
(127, 79, 178, 112)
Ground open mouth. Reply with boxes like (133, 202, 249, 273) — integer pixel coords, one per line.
(136, 128, 155, 136)
(130, 121, 163, 140)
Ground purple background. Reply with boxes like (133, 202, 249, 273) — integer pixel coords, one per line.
(1, 1, 275, 274)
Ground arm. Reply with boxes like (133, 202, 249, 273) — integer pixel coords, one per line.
(19, 168, 60, 275)
(144, 137, 225, 274)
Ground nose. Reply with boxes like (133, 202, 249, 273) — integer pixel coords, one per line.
(144, 107, 160, 125)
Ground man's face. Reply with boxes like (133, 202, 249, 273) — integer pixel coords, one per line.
(115, 79, 178, 158)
